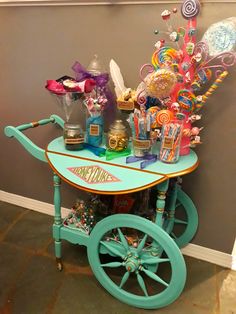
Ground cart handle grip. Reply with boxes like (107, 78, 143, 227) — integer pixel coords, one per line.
(4, 114, 65, 162)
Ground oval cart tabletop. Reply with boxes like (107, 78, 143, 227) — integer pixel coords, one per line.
(46, 137, 199, 195)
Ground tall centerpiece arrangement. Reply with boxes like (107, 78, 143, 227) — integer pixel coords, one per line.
(110, 0, 236, 165)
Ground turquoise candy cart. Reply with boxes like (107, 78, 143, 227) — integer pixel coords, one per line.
(5, 115, 199, 309)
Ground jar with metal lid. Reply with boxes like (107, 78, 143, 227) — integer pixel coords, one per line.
(63, 123, 84, 151)
(106, 120, 129, 152)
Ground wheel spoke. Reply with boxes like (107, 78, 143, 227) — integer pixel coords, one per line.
(171, 232, 177, 239)
(174, 218, 187, 225)
(101, 261, 123, 268)
(137, 272, 149, 297)
(175, 202, 181, 208)
(100, 241, 124, 258)
(142, 268, 169, 287)
(119, 271, 130, 288)
(117, 228, 129, 250)
(136, 234, 148, 254)
(142, 257, 170, 265)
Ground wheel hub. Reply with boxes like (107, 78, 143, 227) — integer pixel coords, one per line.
(124, 252, 140, 272)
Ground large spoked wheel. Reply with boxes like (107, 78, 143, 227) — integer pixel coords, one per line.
(87, 214, 186, 309)
(166, 188, 199, 248)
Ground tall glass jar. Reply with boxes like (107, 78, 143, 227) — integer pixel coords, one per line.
(86, 114, 104, 147)
(159, 119, 183, 163)
(106, 120, 129, 152)
(63, 123, 84, 151)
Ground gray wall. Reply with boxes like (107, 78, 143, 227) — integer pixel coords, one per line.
(0, 3, 235, 253)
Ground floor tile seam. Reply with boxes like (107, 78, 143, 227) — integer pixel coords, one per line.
(2, 253, 34, 312)
(40, 238, 54, 255)
(1, 240, 52, 257)
(63, 264, 93, 276)
(1, 241, 94, 275)
(45, 274, 66, 314)
(0, 210, 30, 242)
(183, 298, 216, 312)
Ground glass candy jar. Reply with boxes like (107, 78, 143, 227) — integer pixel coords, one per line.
(63, 123, 84, 151)
(107, 120, 129, 152)
(159, 119, 183, 163)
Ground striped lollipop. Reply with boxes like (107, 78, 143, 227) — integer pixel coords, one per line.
(196, 71, 228, 110)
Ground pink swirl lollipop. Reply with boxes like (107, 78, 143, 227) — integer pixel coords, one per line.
(181, 0, 201, 20)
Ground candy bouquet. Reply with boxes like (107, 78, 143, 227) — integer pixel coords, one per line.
(45, 75, 96, 122)
(46, 56, 111, 153)
(110, 0, 236, 165)
(72, 56, 113, 148)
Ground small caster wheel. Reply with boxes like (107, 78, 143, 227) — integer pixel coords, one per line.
(56, 258, 63, 271)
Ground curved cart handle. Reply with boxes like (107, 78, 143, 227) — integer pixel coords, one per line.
(4, 114, 64, 163)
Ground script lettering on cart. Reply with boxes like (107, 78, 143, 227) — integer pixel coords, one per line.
(67, 165, 120, 184)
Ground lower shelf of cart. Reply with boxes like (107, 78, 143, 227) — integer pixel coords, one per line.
(53, 224, 90, 247)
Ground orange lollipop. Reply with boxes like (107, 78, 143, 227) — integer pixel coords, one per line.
(156, 109, 174, 126)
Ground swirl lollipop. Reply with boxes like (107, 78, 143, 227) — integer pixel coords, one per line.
(152, 46, 179, 69)
(181, 0, 201, 20)
(145, 69, 177, 99)
(156, 109, 174, 126)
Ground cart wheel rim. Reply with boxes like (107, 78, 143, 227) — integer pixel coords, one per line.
(88, 214, 186, 309)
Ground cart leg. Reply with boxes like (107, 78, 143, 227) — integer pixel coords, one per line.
(53, 173, 63, 271)
(165, 179, 178, 235)
(155, 179, 169, 228)
(149, 180, 169, 260)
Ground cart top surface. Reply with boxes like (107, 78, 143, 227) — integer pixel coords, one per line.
(46, 137, 199, 194)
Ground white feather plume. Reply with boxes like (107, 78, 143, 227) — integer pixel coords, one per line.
(109, 59, 127, 98)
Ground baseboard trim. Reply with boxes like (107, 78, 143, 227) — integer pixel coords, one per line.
(0, 190, 70, 218)
(181, 243, 233, 269)
(0, 190, 234, 270)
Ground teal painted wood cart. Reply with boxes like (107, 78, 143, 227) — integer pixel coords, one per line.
(5, 115, 199, 309)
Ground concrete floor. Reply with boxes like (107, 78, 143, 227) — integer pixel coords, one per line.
(0, 201, 235, 314)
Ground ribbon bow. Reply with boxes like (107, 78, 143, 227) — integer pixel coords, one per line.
(72, 61, 109, 88)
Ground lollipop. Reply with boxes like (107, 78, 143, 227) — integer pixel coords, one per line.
(202, 17, 236, 56)
(181, 0, 201, 20)
(145, 69, 177, 99)
(156, 109, 174, 126)
(147, 106, 160, 128)
(177, 89, 196, 113)
(191, 69, 212, 91)
(196, 71, 229, 110)
(152, 46, 179, 69)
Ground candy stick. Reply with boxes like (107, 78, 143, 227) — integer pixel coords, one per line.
(196, 71, 228, 111)
(128, 114, 136, 138)
(202, 71, 228, 101)
(134, 114, 139, 138)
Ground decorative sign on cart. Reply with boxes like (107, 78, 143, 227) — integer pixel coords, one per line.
(68, 165, 120, 184)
